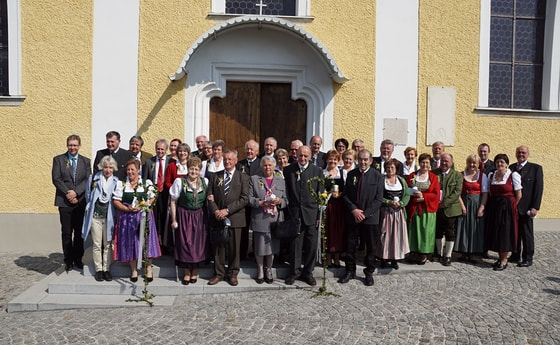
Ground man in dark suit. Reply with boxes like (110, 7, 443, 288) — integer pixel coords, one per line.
(339, 149, 383, 286)
(288, 139, 303, 164)
(259, 137, 277, 159)
(93, 131, 134, 180)
(190, 134, 208, 158)
(52, 134, 92, 271)
(207, 149, 249, 286)
(478, 143, 495, 175)
(372, 139, 404, 175)
(236, 139, 262, 260)
(432, 153, 463, 266)
(283, 145, 324, 286)
(509, 145, 543, 267)
(142, 139, 171, 249)
(129, 135, 153, 165)
(309, 135, 327, 168)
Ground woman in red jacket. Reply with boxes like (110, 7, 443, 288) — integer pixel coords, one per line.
(406, 153, 440, 264)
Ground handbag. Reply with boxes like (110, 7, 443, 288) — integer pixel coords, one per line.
(271, 208, 300, 239)
(210, 218, 231, 245)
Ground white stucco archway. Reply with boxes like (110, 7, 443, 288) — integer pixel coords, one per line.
(170, 15, 349, 148)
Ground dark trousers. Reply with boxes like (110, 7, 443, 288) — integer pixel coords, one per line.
(345, 222, 379, 275)
(213, 227, 242, 278)
(153, 190, 171, 249)
(517, 214, 535, 261)
(239, 208, 252, 260)
(58, 203, 86, 266)
(289, 222, 318, 277)
(435, 209, 457, 241)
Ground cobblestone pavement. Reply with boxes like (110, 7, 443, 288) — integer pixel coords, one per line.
(1, 232, 559, 345)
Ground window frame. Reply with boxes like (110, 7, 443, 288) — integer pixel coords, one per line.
(0, 0, 24, 106)
(477, 0, 560, 116)
(210, 0, 311, 18)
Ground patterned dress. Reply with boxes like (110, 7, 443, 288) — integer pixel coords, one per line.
(376, 175, 410, 260)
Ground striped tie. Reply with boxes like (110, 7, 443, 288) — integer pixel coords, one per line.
(224, 171, 231, 196)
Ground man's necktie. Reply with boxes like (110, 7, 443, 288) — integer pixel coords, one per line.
(71, 158, 77, 180)
(517, 164, 522, 171)
(157, 158, 164, 192)
(224, 171, 231, 196)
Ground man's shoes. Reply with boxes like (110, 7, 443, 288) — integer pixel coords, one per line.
(364, 274, 374, 286)
(95, 271, 104, 282)
(65, 263, 73, 272)
(379, 260, 390, 269)
(518, 260, 533, 267)
(442, 257, 452, 266)
(284, 275, 297, 285)
(228, 276, 239, 286)
(103, 271, 112, 281)
(74, 262, 84, 270)
(207, 276, 222, 285)
(338, 271, 355, 284)
(299, 274, 316, 286)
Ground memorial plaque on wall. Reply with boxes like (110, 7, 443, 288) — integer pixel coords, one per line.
(383, 118, 408, 145)
(427, 86, 455, 146)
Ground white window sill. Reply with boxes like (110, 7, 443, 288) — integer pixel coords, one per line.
(207, 13, 314, 23)
(0, 95, 26, 106)
(475, 107, 560, 119)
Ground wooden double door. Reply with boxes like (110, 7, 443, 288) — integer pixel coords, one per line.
(210, 81, 307, 155)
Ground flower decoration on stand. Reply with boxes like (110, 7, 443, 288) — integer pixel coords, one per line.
(307, 176, 340, 298)
(127, 182, 159, 307)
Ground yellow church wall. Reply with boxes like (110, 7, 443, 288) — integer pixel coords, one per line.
(418, 0, 558, 218)
(0, 1, 93, 213)
(306, 2, 376, 149)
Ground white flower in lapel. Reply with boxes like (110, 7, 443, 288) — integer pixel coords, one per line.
(217, 177, 223, 187)
(296, 170, 301, 181)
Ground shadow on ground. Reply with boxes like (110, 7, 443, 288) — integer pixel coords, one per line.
(14, 253, 64, 275)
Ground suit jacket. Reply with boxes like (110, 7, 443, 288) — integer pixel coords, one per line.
(480, 159, 495, 175)
(142, 155, 172, 186)
(372, 156, 404, 176)
(248, 175, 287, 233)
(138, 150, 154, 165)
(510, 161, 544, 214)
(284, 162, 324, 226)
(237, 157, 262, 176)
(433, 168, 463, 217)
(207, 169, 250, 228)
(93, 148, 134, 181)
(343, 167, 384, 225)
(311, 151, 327, 169)
(52, 153, 92, 207)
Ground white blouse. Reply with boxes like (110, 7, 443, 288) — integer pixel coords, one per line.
(112, 178, 156, 200)
(489, 170, 522, 191)
(169, 177, 209, 200)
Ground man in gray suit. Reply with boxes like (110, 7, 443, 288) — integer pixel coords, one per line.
(52, 134, 91, 271)
(207, 149, 250, 286)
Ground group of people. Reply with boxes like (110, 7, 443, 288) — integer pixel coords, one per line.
(52, 131, 543, 288)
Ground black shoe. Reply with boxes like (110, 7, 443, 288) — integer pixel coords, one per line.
(146, 276, 154, 283)
(518, 260, 533, 267)
(264, 277, 273, 284)
(181, 279, 190, 285)
(103, 271, 112, 281)
(509, 254, 520, 262)
(338, 271, 355, 284)
(95, 271, 104, 282)
(442, 257, 451, 266)
(190, 277, 198, 284)
(417, 255, 428, 265)
(74, 262, 84, 270)
(284, 275, 297, 285)
(130, 276, 138, 282)
(492, 260, 501, 268)
(364, 274, 374, 286)
(493, 261, 507, 271)
(299, 274, 316, 286)
(379, 260, 390, 269)
(65, 263, 73, 272)
(431, 254, 442, 262)
(255, 278, 264, 284)
(391, 261, 399, 270)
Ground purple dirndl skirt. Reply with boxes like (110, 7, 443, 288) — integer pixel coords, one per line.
(174, 207, 208, 265)
(114, 209, 161, 262)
